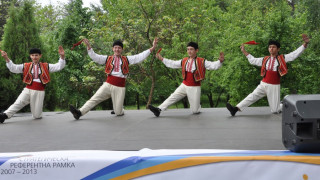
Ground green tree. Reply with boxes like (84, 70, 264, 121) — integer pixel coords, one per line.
(4, 0, 315, 112)
(286, 0, 320, 95)
(48, 0, 94, 110)
(0, 0, 43, 111)
(217, 0, 309, 106)
(0, 0, 16, 40)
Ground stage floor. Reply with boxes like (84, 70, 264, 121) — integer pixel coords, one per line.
(0, 107, 283, 152)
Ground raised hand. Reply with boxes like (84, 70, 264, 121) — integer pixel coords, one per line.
(219, 52, 224, 63)
(240, 44, 249, 56)
(58, 46, 65, 60)
(156, 49, 164, 61)
(83, 39, 92, 50)
(150, 37, 158, 52)
(1, 50, 10, 62)
(302, 34, 310, 45)
(240, 44, 245, 52)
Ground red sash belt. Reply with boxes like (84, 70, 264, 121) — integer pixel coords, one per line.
(182, 72, 201, 86)
(26, 82, 46, 91)
(106, 75, 126, 87)
(262, 71, 281, 85)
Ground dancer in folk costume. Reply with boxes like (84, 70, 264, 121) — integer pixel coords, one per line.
(226, 34, 310, 116)
(148, 42, 224, 117)
(0, 47, 66, 123)
(69, 38, 158, 119)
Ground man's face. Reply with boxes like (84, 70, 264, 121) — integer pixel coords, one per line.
(113, 45, 123, 56)
(268, 45, 280, 56)
(187, 46, 198, 58)
(30, 53, 42, 63)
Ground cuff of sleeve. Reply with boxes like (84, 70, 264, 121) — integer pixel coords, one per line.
(87, 48, 94, 56)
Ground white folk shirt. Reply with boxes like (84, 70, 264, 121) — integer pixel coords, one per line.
(87, 49, 151, 78)
(6, 58, 66, 83)
(162, 57, 222, 71)
(246, 45, 306, 70)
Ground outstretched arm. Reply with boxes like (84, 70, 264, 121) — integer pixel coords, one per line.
(2, 51, 23, 73)
(240, 44, 263, 66)
(156, 48, 181, 69)
(83, 38, 108, 65)
(205, 52, 224, 70)
(128, 37, 158, 64)
(49, 46, 66, 72)
(285, 34, 310, 62)
(161, 58, 182, 69)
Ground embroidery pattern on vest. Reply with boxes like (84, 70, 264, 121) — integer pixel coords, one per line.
(23, 62, 50, 85)
(121, 56, 129, 75)
(39, 63, 50, 84)
(105, 55, 129, 75)
(194, 57, 205, 81)
(181, 57, 206, 82)
(261, 55, 287, 77)
(277, 54, 287, 76)
(181, 57, 189, 80)
(105, 56, 114, 74)
(23, 63, 33, 85)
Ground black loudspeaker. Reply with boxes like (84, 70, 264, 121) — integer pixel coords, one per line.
(282, 94, 320, 153)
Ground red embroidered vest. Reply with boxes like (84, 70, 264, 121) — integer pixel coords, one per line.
(105, 55, 129, 75)
(23, 62, 50, 85)
(181, 57, 206, 82)
(261, 55, 287, 77)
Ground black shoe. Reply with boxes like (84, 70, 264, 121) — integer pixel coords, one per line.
(148, 105, 161, 117)
(111, 111, 125, 116)
(226, 103, 238, 116)
(69, 105, 81, 120)
(0, 113, 8, 123)
(117, 113, 124, 116)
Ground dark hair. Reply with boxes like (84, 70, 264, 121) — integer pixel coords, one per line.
(113, 40, 123, 48)
(187, 42, 199, 50)
(268, 40, 280, 48)
(29, 48, 42, 54)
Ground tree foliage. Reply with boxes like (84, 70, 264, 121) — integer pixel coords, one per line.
(0, 0, 42, 111)
(1, 0, 320, 112)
